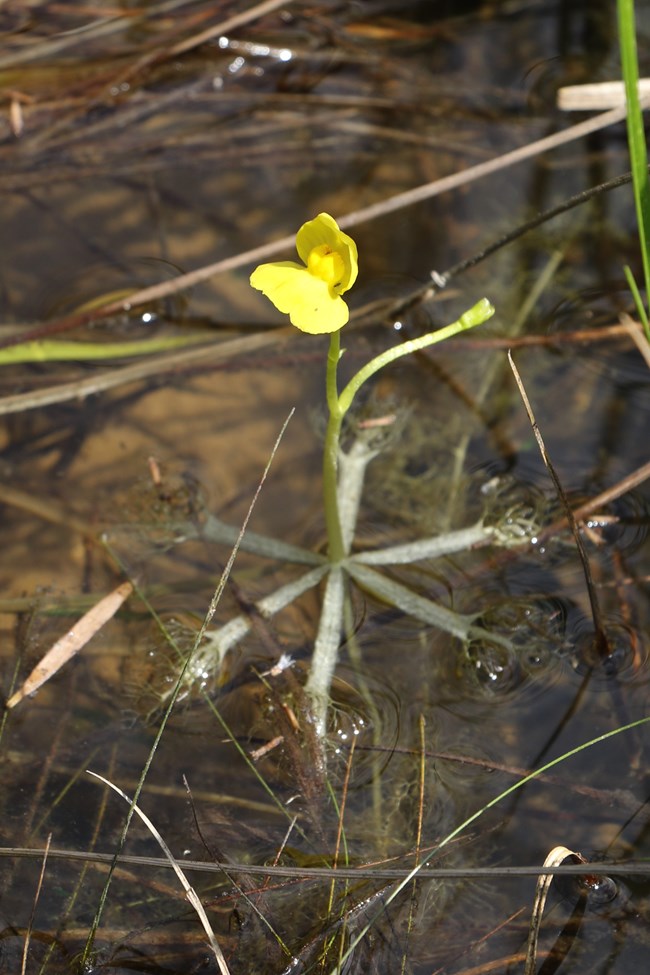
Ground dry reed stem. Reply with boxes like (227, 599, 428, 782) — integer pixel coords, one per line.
(523, 846, 584, 975)
(87, 772, 232, 975)
(0, 844, 645, 880)
(6, 582, 133, 708)
(620, 310, 650, 367)
(20, 833, 51, 975)
(558, 79, 650, 110)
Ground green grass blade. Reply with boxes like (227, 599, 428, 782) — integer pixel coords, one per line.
(624, 264, 650, 330)
(329, 715, 650, 975)
(618, 0, 650, 338)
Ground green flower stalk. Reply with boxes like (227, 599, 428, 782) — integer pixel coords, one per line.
(250, 211, 495, 564)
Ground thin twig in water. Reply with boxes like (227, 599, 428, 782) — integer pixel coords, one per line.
(20, 833, 51, 975)
(3, 844, 650, 879)
(540, 457, 650, 541)
(507, 351, 610, 658)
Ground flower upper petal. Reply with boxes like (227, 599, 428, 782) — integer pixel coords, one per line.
(295, 213, 358, 294)
(250, 261, 350, 333)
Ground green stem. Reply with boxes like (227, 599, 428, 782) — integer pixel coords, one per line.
(618, 0, 650, 337)
(323, 331, 345, 562)
(0, 334, 209, 365)
(321, 301, 494, 561)
(337, 298, 494, 418)
(624, 264, 650, 332)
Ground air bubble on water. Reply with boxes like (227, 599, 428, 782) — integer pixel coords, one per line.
(248, 42, 270, 57)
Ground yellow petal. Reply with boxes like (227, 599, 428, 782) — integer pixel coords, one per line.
(295, 213, 358, 294)
(250, 261, 306, 315)
(250, 261, 349, 333)
(291, 291, 349, 334)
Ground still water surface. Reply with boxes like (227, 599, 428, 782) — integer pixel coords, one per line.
(1, 2, 649, 973)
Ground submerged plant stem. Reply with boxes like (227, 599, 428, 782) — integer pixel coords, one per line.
(306, 566, 346, 735)
(323, 331, 345, 562)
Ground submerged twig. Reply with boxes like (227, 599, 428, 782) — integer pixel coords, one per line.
(507, 351, 611, 660)
(6, 582, 133, 709)
(1, 844, 649, 881)
(20, 833, 51, 975)
(535, 456, 650, 543)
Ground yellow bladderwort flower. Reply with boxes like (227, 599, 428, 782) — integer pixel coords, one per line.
(250, 212, 358, 333)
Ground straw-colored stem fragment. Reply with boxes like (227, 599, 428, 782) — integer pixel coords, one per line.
(87, 772, 231, 975)
(7, 582, 133, 708)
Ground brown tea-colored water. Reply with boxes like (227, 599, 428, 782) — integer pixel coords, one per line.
(1, 2, 649, 973)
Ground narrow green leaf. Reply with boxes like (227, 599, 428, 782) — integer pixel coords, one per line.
(618, 0, 650, 336)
